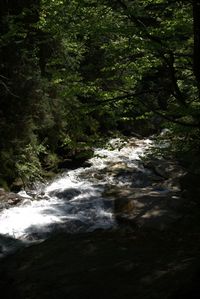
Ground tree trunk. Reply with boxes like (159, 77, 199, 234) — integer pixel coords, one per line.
(193, 0, 200, 93)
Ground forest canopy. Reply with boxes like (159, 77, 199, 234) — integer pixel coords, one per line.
(0, 0, 200, 189)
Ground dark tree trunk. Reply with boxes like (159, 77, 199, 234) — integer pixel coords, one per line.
(193, 0, 200, 93)
(0, 0, 41, 143)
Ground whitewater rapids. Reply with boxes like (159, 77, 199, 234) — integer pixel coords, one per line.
(0, 138, 152, 256)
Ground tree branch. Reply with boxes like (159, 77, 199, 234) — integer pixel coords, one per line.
(136, 93, 200, 128)
(88, 90, 200, 128)
(116, 0, 188, 107)
(0, 80, 19, 98)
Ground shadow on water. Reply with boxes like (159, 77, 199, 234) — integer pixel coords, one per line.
(0, 228, 200, 299)
(0, 236, 27, 297)
(23, 219, 90, 240)
(0, 233, 25, 258)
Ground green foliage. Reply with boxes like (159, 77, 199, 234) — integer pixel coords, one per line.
(15, 143, 46, 186)
(0, 0, 200, 188)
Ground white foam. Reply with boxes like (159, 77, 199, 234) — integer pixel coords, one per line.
(0, 137, 151, 255)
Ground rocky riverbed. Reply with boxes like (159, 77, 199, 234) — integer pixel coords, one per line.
(0, 137, 192, 254)
(0, 137, 200, 299)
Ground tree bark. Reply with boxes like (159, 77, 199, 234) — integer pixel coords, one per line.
(193, 0, 200, 93)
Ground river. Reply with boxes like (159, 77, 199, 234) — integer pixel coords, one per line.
(0, 137, 152, 257)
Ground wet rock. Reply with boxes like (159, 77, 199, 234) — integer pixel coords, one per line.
(21, 199, 32, 206)
(49, 188, 81, 200)
(103, 180, 182, 230)
(7, 198, 21, 205)
(109, 162, 128, 172)
(10, 178, 24, 192)
(103, 186, 133, 198)
(163, 177, 181, 192)
(144, 158, 184, 178)
(137, 207, 181, 230)
(90, 172, 105, 181)
(18, 190, 32, 198)
(79, 169, 105, 182)
(0, 188, 28, 210)
(115, 200, 182, 231)
(115, 197, 135, 214)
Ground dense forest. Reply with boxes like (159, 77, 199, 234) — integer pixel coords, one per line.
(0, 0, 200, 188)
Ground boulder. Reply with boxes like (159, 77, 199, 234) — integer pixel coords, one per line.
(144, 159, 185, 179)
(49, 188, 81, 200)
(0, 188, 29, 210)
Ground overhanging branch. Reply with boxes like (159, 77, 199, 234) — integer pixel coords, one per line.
(115, 0, 188, 107)
(0, 80, 19, 98)
(86, 90, 200, 128)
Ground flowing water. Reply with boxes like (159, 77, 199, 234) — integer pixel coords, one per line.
(0, 138, 152, 257)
